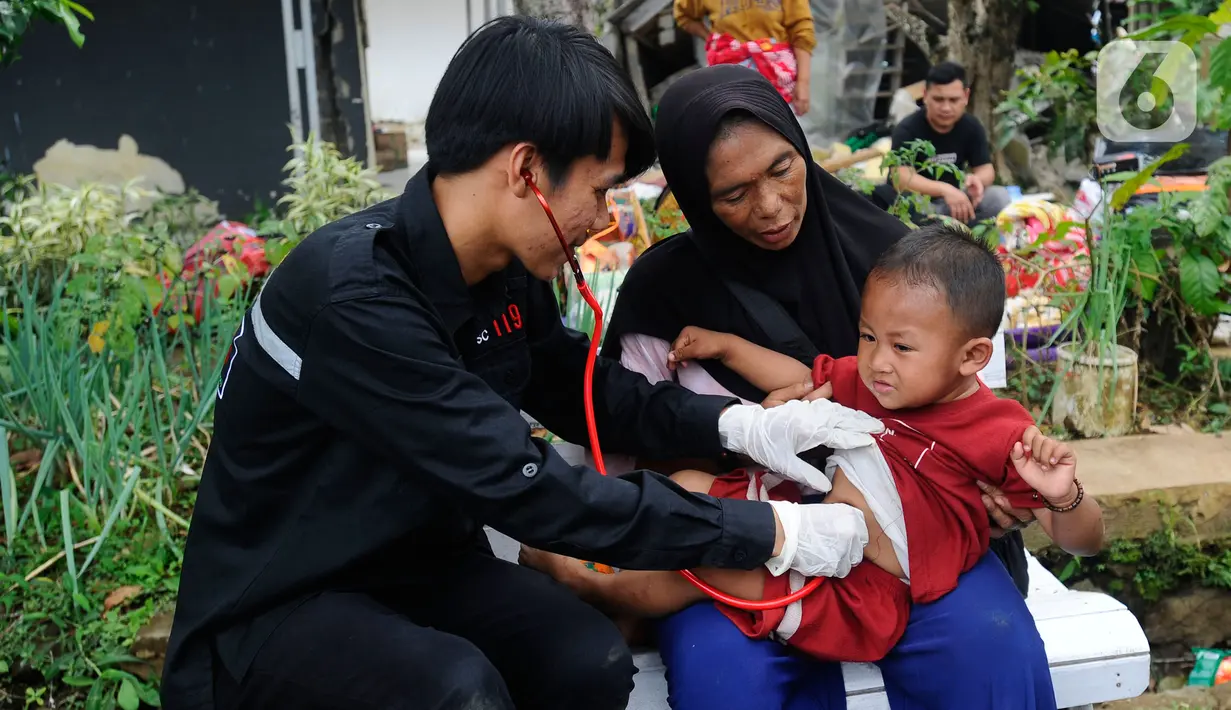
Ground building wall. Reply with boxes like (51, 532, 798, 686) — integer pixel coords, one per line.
(316, 0, 375, 165)
(0, 0, 300, 218)
(363, 0, 513, 124)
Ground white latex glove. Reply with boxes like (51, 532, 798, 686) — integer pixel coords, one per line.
(718, 399, 885, 492)
(764, 500, 868, 578)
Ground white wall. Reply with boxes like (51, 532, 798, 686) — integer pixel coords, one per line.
(364, 0, 514, 125)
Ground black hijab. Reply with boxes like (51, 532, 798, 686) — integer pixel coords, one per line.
(604, 65, 909, 402)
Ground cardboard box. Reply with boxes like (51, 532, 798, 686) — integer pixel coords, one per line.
(373, 125, 409, 171)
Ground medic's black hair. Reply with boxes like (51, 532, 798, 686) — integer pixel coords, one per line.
(425, 16, 655, 186)
(869, 221, 1005, 339)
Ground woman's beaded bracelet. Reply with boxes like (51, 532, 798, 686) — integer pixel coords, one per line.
(1044, 480, 1084, 513)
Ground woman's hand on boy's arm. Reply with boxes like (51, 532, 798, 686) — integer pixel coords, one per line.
(980, 427, 1076, 535)
(976, 481, 1036, 536)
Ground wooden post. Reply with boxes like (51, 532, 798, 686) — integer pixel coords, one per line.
(624, 35, 651, 109)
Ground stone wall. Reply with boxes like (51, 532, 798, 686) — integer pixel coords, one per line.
(1026, 432, 1231, 692)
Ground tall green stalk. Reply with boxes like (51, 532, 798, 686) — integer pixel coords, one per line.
(1042, 148, 1183, 425)
(1, 266, 241, 575)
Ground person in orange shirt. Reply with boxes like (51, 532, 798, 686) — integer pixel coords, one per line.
(674, 0, 816, 115)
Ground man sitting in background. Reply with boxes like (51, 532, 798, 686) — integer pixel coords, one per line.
(885, 61, 1011, 225)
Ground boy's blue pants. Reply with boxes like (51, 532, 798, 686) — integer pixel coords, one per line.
(657, 551, 1058, 710)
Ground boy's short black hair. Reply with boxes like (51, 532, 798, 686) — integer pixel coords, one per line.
(925, 61, 967, 88)
(869, 222, 1005, 339)
(425, 16, 655, 186)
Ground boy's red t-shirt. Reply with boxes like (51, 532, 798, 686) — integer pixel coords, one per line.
(812, 354, 1046, 603)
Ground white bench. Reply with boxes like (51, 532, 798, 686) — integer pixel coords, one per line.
(487, 529, 1149, 709)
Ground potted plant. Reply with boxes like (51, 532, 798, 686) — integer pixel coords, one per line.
(1048, 147, 1183, 436)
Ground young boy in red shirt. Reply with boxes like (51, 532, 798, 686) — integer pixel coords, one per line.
(522, 223, 1104, 663)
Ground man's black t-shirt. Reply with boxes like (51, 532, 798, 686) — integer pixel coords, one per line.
(890, 109, 992, 188)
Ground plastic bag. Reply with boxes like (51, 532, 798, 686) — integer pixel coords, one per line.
(993, 199, 1090, 297)
(1188, 647, 1231, 687)
(153, 220, 268, 329)
(1071, 178, 1105, 223)
(798, 0, 888, 148)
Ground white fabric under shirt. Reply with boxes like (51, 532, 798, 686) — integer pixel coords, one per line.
(617, 333, 910, 583)
(602, 334, 758, 474)
(827, 445, 910, 583)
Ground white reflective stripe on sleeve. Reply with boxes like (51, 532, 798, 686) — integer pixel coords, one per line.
(250, 294, 303, 381)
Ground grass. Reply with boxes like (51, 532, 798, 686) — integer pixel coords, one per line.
(0, 131, 391, 708)
(1, 269, 244, 709)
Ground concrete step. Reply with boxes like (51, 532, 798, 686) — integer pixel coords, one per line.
(1024, 430, 1231, 548)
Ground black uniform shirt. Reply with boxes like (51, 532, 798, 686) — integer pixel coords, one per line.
(161, 165, 778, 708)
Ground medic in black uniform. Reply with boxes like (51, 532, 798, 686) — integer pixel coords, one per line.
(161, 16, 871, 710)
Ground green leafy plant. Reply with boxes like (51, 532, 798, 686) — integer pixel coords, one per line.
(1125, 0, 1225, 26)
(0, 272, 229, 525)
(1116, 157, 1231, 418)
(260, 130, 395, 266)
(1024, 150, 1181, 435)
(0, 130, 386, 707)
(140, 188, 222, 250)
(0, 0, 93, 67)
(1111, 151, 1231, 318)
(1129, 0, 1231, 125)
(0, 177, 240, 357)
(995, 49, 1097, 164)
(1035, 142, 1231, 435)
(1047, 146, 1186, 361)
(1199, 3, 1231, 130)
(1198, 77, 1231, 131)
(878, 139, 966, 227)
(0, 177, 149, 281)
(640, 197, 689, 243)
(1, 269, 237, 707)
(834, 167, 877, 196)
(2, 510, 182, 709)
(1169, 157, 1231, 317)
(1042, 516, 1231, 604)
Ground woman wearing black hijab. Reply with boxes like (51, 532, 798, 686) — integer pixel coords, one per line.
(602, 65, 1055, 709)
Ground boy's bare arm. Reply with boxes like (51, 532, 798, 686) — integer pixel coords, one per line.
(517, 469, 763, 618)
(721, 336, 813, 393)
(670, 326, 812, 394)
(1035, 498, 1104, 557)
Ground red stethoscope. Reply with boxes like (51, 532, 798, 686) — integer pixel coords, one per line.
(522, 169, 823, 611)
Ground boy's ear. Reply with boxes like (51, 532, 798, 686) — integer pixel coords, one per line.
(958, 336, 994, 377)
